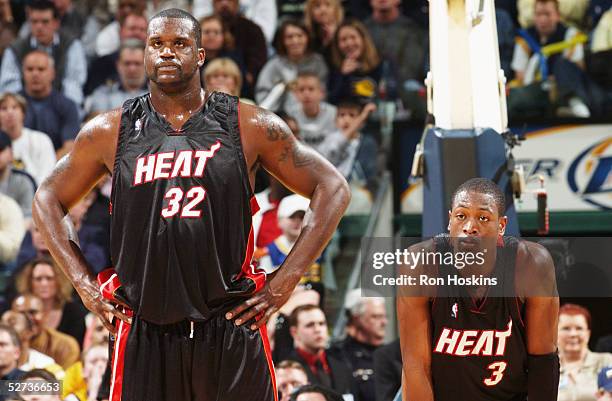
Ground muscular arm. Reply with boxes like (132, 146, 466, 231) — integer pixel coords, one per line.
(397, 295, 434, 401)
(227, 104, 350, 328)
(519, 241, 560, 401)
(32, 109, 129, 331)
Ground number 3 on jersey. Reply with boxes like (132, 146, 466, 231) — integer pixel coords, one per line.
(162, 186, 206, 218)
(484, 361, 507, 386)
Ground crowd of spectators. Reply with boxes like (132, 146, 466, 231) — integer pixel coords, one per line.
(0, 0, 610, 400)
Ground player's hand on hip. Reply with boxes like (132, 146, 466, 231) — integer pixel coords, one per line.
(226, 279, 292, 331)
(78, 282, 131, 333)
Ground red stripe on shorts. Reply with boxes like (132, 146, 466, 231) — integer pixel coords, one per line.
(259, 325, 278, 401)
(109, 308, 133, 401)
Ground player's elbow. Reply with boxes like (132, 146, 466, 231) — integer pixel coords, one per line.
(333, 174, 351, 213)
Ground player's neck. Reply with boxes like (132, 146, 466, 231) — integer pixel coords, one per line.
(150, 82, 206, 130)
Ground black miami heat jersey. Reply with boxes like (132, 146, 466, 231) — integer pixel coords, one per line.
(430, 235, 528, 401)
(109, 92, 265, 325)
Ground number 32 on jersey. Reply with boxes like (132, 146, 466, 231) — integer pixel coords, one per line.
(162, 186, 206, 218)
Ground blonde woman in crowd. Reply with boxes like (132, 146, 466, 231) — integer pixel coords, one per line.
(202, 57, 244, 99)
(303, 0, 343, 61)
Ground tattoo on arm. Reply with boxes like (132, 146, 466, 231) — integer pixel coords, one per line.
(278, 144, 291, 163)
(291, 142, 315, 168)
(266, 122, 289, 142)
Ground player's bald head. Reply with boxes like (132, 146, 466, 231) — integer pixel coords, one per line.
(149, 8, 202, 48)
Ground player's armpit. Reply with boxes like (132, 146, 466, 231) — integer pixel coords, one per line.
(396, 295, 434, 401)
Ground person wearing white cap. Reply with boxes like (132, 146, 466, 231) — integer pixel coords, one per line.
(258, 194, 321, 283)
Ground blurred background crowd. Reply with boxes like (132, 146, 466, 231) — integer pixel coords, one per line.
(0, 0, 611, 400)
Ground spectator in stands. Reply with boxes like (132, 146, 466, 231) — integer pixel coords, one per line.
(0, 193, 25, 269)
(202, 58, 244, 97)
(496, 7, 517, 81)
(269, 284, 321, 363)
(259, 194, 321, 283)
(589, 8, 612, 104)
(95, 0, 145, 57)
(0, 324, 24, 385)
(212, 0, 268, 98)
(558, 304, 612, 401)
(597, 366, 612, 401)
(286, 72, 336, 148)
(364, 0, 426, 114)
(0, 0, 87, 106)
(18, 369, 63, 401)
(256, 19, 328, 112)
(84, 39, 147, 115)
(194, 0, 278, 44)
(82, 313, 108, 350)
(20, 50, 81, 157)
(85, 13, 148, 96)
(276, 360, 310, 401)
(518, 0, 589, 30)
(0, 0, 17, 63)
(330, 290, 387, 401)
(253, 174, 292, 248)
(289, 383, 345, 401)
(303, 0, 343, 64)
(511, 0, 592, 117)
(15, 257, 87, 345)
(0, 92, 56, 186)
(288, 304, 354, 397)
(328, 19, 381, 104)
(0, 130, 36, 221)
(12, 294, 80, 369)
(372, 339, 401, 401)
(15, 223, 51, 273)
(18, 0, 85, 40)
(63, 344, 108, 401)
(1, 310, 64, 378)
(318, 99, 377, 190)
(200, 14, 246, 77)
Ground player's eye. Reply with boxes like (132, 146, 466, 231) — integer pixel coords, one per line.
(175, 40, 185, 47)
(480, 216, 489, 222)
(456, 214, 465, 220)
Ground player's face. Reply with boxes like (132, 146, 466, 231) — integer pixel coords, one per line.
(145, 18, 205, 88)
(558, 314, 590, 354)
(0, 97, 25, 131)
(448, 190, 506, 251)
(31, 263, 58, 302)
(276, 368, 308, 401)
(294, 309, 328, 352)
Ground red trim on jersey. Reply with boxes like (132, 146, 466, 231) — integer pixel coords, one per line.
(235, 196, 265, 292)
(109, 308, 133, 401)
(259, 325, 278, 401)
(515, 297, 526, 327)
(98, 268, 122, 302)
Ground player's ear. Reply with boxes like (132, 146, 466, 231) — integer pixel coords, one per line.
(447, 210, 452, 231)
(197, 47, 206, 68)
(498, 216, 507, 235)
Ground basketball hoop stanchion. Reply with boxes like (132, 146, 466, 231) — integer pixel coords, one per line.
(415, 0, 522, 237)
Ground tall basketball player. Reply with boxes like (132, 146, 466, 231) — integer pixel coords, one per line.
(32, 9, 350, 401)
(397, 178, 559, 401)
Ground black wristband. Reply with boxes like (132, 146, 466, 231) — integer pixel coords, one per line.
(527, 352, 560, 401)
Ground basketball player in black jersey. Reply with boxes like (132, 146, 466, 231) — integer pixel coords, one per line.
(32, 8, 350, 401)
(397, 178, 559, 401)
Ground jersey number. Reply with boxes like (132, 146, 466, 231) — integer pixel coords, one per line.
(483, 361, 507, 386)
(161, 187, 206, 218)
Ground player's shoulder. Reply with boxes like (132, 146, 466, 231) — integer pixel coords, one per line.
(515, 239, 556, 291)
(77, 108, 123, 142)
(516, 239, 554, 269)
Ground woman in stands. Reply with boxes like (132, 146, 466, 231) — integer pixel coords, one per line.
(328, 18, 381, 105)
(16, 257, 87, 346)
(304, 0, 344, 64)
(558, 303, 612, 401)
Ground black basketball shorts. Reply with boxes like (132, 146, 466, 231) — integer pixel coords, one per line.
(108, 312, 277, 401)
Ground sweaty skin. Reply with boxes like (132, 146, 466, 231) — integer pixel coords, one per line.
(396, 190, 559, 401)
(32, 16, 350, 333)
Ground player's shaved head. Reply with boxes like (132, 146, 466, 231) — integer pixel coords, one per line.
(149, 8, 202, 48)
(451, 178, 506, 216)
